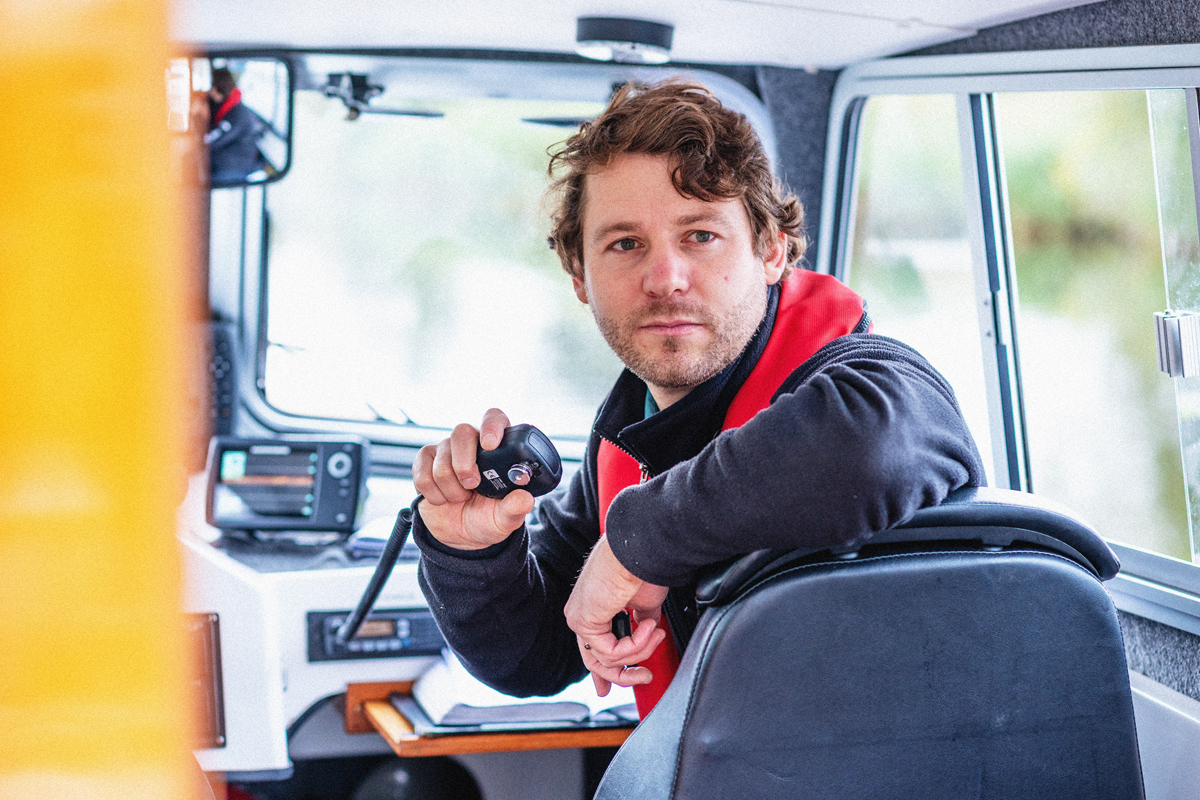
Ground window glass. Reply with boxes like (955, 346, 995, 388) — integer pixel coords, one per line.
(262, 90, 622, 437)
(847, 94, 995, 485)
(1148, 88, 1200, 562)
(994, 90, 1190, 560)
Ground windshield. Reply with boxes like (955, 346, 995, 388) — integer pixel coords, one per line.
(258, 58, 774, 440)
(262, 74, 621, 437)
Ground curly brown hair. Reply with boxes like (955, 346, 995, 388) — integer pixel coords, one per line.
(546, 79, 806, 281)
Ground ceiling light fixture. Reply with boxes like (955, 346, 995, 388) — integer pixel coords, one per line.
(575, 17, 674, 65)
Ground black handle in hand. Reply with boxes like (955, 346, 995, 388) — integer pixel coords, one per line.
(339, 425, 563, 644)
(612, 610, 632, 640)
(474, 424, 563, 498)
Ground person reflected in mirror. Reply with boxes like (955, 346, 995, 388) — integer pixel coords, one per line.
(412, 80, 986, 720)
(204, 67, 267, 185)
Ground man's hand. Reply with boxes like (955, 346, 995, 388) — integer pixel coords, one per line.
(565, 536, 669, 696)
(413, 408, 534, 550)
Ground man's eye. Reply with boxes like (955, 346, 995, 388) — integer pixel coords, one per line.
(613, 238, 637, 251)
(693, 231, 715, 243)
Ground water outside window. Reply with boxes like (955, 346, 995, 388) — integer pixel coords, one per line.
(847, 94, 995, 485)
(994, 90, 1190, 561)
(262, 91, 622, 438)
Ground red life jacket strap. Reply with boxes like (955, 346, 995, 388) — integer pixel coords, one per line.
(596, 442, 641, 536)
(724, 270, 868, 429)
(214, 87, 242, 124)
(632, 613, 680, 718)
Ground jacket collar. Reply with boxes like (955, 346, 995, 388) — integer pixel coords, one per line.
(592, 283, 781, 477)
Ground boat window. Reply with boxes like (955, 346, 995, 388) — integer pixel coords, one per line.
(1146, 88, 1200, 564)
(993, 90, 1191, 561)
(845, 94, 995, 485)
(261, 88, 622, 437)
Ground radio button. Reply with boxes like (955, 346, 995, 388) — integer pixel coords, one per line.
(327, 452, 353, 479)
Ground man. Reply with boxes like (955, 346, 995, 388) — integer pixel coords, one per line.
(413, 81, 984, 717)
(204, 67, 267, 185)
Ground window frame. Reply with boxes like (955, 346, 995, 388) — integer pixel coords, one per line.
(820, 42, 1200, 602)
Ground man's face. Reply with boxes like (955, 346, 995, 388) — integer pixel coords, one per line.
(574, 153, 786, 407)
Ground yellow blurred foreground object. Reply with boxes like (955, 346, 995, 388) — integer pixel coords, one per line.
(0, 0, 199, 798)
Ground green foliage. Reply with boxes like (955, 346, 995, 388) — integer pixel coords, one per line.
(998, 91, 1162, 317)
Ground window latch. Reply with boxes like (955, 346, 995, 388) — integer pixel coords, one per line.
(1154, 310, 1200, 377)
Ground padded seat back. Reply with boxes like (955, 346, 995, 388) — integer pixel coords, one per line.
(596, 488, 1143, 800)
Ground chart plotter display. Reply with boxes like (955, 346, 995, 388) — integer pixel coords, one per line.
(205, 436, 367, 532)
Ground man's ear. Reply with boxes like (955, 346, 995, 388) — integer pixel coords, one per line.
(762, 231, 788, 286)
(572, 268, 588, 304)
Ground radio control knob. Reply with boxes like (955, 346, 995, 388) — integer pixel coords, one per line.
(327, 452, 353, 479)
(507, 462, 533, 486)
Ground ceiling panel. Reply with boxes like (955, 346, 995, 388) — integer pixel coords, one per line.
(173, 0, 1104, 68)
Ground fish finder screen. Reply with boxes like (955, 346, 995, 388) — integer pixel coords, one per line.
(213, 444, 318, 518)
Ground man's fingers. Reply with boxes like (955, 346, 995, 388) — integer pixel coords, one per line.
(581, 634, 653, 688)
(430, 439, 473, 503)
(411, 445, 447, 504)
(449, 423, 481, 490)
(611, 665, 653, 687)
(602, 629, 666, 668)
(495, 489, 535, 531)
(589, 661, 653, 687)
(479, 408, 511, 450)
(629, 616, 659, 648)
(582, 619, 666, 671)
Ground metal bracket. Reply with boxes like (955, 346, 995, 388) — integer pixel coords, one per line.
(1155, 310, 1200, 377)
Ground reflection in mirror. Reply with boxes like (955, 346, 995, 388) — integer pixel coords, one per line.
(166, 56, 290, 188)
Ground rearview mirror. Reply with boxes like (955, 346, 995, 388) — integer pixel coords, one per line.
(167, 56, 291, 188)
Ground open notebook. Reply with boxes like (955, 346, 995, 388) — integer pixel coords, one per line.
(402, 649, 637, 732)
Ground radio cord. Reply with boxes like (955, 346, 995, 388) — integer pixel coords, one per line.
(335, 495, 422, 644)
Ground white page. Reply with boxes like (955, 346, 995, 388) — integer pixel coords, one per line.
(414, 649, 636, 724)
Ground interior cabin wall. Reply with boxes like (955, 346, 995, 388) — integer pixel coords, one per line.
(907, 0, 1200, 55)
(756, 67, 840, 269)
(1119, 612, 1200, 704)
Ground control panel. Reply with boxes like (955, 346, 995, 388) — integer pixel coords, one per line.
(306, 608, 445, 662)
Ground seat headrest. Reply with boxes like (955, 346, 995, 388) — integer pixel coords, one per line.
(888, 486, 1119, 579)
(697, 487, 1119, 609)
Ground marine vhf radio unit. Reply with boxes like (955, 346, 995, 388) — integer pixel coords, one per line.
(337, 424, 563, 644)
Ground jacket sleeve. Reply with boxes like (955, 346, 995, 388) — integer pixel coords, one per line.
(604, 335, 987, 587)
(414, 444, 603, 697)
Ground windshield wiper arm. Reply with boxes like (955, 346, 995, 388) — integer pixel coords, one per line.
(367, 401, 415, 427)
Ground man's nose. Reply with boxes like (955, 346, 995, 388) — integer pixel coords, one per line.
(642, 244, 690, 297)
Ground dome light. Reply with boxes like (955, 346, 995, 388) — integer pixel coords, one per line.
(575, 17, 674, 65)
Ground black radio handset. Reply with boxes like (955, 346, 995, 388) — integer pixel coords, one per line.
(336, 424, 562, 644)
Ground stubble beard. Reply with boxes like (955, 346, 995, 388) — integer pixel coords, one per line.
(593, 286, 769, 392)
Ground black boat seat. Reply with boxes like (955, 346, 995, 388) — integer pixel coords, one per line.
(595, 487, 1143, 800)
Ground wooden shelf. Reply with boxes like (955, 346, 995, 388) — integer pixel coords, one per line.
(346, 681, 634, 757)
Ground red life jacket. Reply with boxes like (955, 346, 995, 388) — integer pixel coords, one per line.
(595, 270, 868, 717)
(214, 87, 242, 124)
